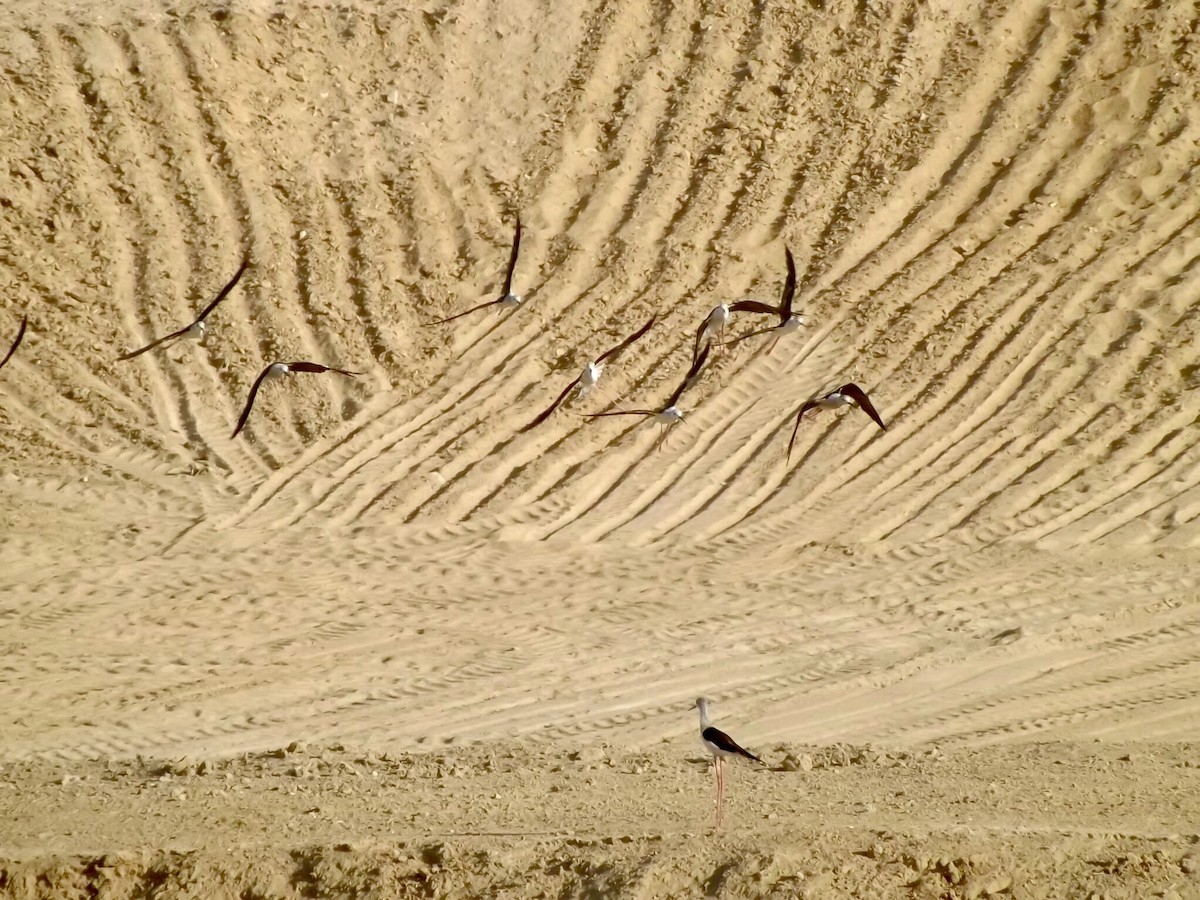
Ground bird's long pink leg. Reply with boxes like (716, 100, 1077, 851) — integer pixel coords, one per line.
(712, 758, 721, 826)
(717, 758, 726, 827)
(715, 758, 722, 827)
(766, 332, 781, 356)
(654, 424, 669, 453)
(592, 384, 623, 410)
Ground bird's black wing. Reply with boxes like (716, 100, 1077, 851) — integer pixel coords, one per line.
(779, 247, 796, 321)
(120, 260, 249, 361)
(786, 398, 822, 461)
(692, 313, 717, 362)
(584, 409, 656, 418)
(666, 344, 710, 409)
(194, 258, 250, 323)
(231, 364, 276, 439)
(595, 315, 656, 365)
(117, 324, 192, 361)
(501, 216, 522, 297)
(0, 315, 27, 372)
(729, 299, 778, 316)
(285, 361, 360, 377)
(702, 725, 760, 762)
(839, 382, 886, 431)
(726, 324, 777, 346)
(426, 298, 504, 326)
(522, 374, 582, 431)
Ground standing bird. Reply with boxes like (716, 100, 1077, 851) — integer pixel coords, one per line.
(427, 216, 524, 325)
(586, 345, 710, 450)
(729, 247, 808, 354)
(522, 316, 656, 431)
(786, 382, 887, 460)
(695, 697, 760, 827)
(117, 259, 249, 361)
(693, 301, 731, 361)
(1, 315, 27, 373)
(231, 361, 359, 439)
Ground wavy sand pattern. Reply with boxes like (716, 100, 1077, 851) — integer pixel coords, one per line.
(1, 0, 1198, 896)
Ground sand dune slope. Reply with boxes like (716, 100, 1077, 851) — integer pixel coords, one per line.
(2, 0, 1197, 547)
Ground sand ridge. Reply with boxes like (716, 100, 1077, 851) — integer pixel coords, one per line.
(1, 0, 1199, 896)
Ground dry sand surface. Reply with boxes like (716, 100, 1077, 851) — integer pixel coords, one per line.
(2, 0, 1199, 896)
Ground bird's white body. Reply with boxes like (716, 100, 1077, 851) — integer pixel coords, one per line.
(696, 303, 732, 357)
(265, 362, 290, 380)
(817, 392, 853, 410)
(760, 314, 809, 355)
(696, 697, 725, 757)
(778, 314, 808, 334)
(185, 321, 207, 341)
(702, 735, 730, 759)
(701, 303, 730, 339)
(578, 360, 603, 397)
(656, 406, 684, 426)
(498, 293, 523, 312)
(647, 406, 685, 451)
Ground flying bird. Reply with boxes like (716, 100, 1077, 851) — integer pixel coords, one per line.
(729, 247, 808, 354)
(231, 361, 359, 439)
(427, 216, 524, 325)
(695, 697, 760, 827)
(693, 301, 731, 361)
(522, 316, 656, 431)
(786, 382, 886, 460)
(118, 259, 249, 361)
(586, 345, 710, 450)
(1, 315, 27, 373)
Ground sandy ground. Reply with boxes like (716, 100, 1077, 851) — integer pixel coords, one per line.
(1, 0, 1199, 896)
(2, 742, 1199, 898)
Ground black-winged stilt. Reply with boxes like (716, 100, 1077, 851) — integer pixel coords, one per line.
(118, 259, 249, 361)
(231, 361, 359, 439)
(729, 247, 808, 354)
(695, 696, 760, 827)
(427, 217, 525, 326)
(787, 382, 886, 460)
(586, 345, 710, 450)
(1, 315, 27, 373)
(522, 316, 656, 431)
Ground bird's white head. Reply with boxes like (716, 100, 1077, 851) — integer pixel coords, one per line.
(695, 696, 711, 725)
(267, 362, 291, 379)
(186, 320, 207, 340)
(500, 293, 523, 309)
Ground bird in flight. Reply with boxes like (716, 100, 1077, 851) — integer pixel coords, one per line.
(695, 697, 760, 827)
(586, 345, 710, 450)
(693, 301, 731, 362)
(729, 247, 808, 354)
(1, 315, 27, 373)
(427, 217, 524, 325)
(231, 361, 359, 439)
(522, 316, 656, 431)
(787, 382, 886, 460)
(118, 259, 249, 361)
